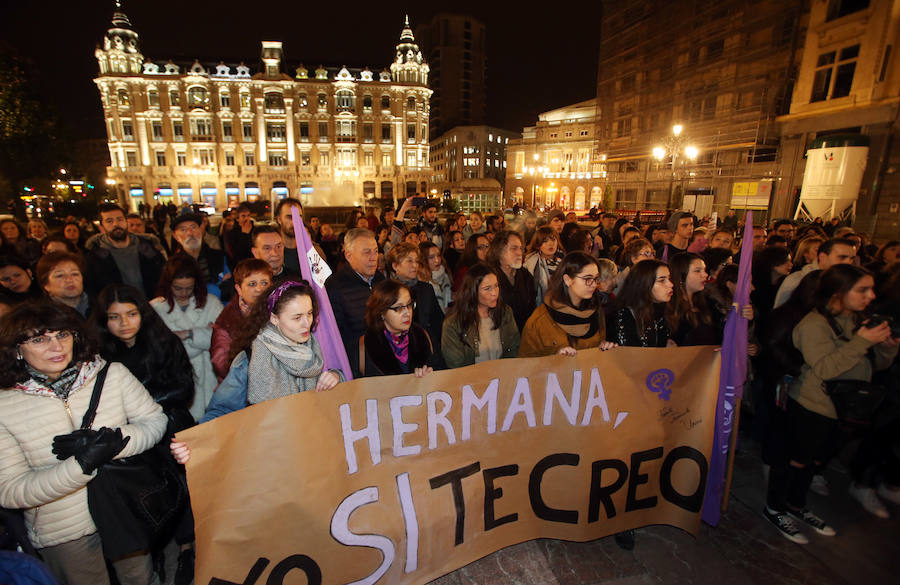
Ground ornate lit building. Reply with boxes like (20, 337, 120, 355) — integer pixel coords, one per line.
(95, 3, 432, 211)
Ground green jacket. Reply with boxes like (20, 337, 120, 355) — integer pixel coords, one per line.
(790, 311, 898, 419)
(441, 305, 521, 368)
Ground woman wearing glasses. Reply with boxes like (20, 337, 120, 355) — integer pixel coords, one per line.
(0, 300, 167, 585)
(452, 234, 490, 291)
(358, 279, 440, 377)
(519, 252, 617, 357)
(442, 263, 520, 368)
(613, 238, 656, 294)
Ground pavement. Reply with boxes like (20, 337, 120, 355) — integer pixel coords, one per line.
(427, 431, 900, 585)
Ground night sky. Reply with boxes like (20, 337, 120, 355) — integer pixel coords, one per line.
(1, 0, 603, 140)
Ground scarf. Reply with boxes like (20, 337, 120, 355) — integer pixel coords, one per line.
(247, 323, 324, 404)
(25, 361, 81, 400)
(545, 297, 600, 340)
(384, 330, 410, 367)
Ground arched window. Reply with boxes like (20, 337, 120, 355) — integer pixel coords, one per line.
(407, 96, 416, 110)
(381, 95, 391, 111)
(335, 89, 355, 112)
(298, 94, 308, 109)
(117, 89, 131, 107)
(187, 87, 209, 110)
(264, 92, 285, 113)
(317, 93, 328, 111)
(363, 95, 373, 111)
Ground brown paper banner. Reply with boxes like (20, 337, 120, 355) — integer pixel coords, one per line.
(178, 346, 721, 585)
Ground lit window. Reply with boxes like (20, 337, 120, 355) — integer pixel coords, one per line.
(188, 87, 210, 110)
(268, 151, 287, 166)
(240, 92, 250, 109)
(298, 94, 308, 109)
(264, 92, 285, 113)
(220, 90, 231, 108)
(169, 90, 181, 107)
(336, 89, 355, 112)
(117, 89, 130, 107)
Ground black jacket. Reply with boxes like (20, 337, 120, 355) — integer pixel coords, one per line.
(326, 265, 385, 368)
(610, 305, 670, 347)
(359, 324, 440, 378)
(405, 279, 445, 360)
(85, 236, 166, 300)
(497, 267, 537, 332)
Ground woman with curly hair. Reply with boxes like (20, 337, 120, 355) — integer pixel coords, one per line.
(151, 255, 223, 420)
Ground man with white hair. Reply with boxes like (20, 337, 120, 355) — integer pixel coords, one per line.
(325, 228, 385, 365)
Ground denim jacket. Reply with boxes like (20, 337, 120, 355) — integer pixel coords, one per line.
(199, 352, 248, 423)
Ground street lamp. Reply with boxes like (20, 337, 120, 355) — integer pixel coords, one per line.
(652, 124, 698, 210)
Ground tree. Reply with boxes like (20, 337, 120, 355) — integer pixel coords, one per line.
(0, 46, 66, 201)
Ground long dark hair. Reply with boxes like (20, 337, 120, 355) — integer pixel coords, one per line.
(616, 259, 668, 331)
(447, 263, 504, 339)
(229, 282, 319, 360)
(0, 300, 97, 387)
(91, 284, 194, 404)
(547, 251, 601, 310)
(156, 254, 208, 312)
(459, 233, 489, 268)
(814, 264, 873, 339)
(667, 252, 713, 329)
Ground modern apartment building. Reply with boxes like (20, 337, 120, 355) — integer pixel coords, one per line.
(95, 5, 432, 212)
(415, 14, 487, 139)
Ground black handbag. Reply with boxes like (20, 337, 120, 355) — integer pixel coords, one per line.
(823, 379, 887, 430)
(81, 363, 188, 559)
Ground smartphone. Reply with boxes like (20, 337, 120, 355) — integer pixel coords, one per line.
(410, 196, 427, 206)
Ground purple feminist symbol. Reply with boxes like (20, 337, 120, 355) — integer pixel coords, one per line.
(646, 369, 674, 401)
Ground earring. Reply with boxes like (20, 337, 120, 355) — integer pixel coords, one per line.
(15, 352, 22, 361)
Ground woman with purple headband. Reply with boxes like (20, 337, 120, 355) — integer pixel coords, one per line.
(171, 282, 342, 464)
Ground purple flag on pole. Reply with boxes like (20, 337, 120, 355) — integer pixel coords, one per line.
(291, 207, 354, 381)
(702, 211, 752, 526)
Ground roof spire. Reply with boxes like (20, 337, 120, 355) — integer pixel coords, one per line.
(400, 14, 415, 42)
(111, 0, 133, 30)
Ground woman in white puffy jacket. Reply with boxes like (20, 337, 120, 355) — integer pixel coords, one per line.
(150, 255, 223, 421)
(0, 300, 167, 585)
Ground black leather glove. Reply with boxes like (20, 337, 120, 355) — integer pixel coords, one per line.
(52, 429, 101, 461)
(72, 427, 131, 475)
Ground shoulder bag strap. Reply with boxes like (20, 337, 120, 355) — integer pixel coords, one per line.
(80, 363, 112, 430)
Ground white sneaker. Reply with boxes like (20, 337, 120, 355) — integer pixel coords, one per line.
(876, 484, 900, 506)
(810, 475, 829, 497)
(849, 483, 890, 519)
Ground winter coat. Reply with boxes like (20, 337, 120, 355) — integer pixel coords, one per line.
(441, 305, 521, 368)
(0, 360, 167, 549)
(326, 265, 386, 369)
(497, 267, 537, 332)
(211, 297, 243, 382)
(151, 295, 224, 420)
(359, 324, 440, 377)
(518, 303, 606, 357)
(84, 235, 166, 300)
(790, 311, 898, 419)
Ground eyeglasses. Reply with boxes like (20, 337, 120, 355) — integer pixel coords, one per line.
(20, 330, 74, 347)
(637, 250, 655, 258)
(388, 301, 416, 314)
(573, 275, 600, 286)
(476, 244, 490, 250)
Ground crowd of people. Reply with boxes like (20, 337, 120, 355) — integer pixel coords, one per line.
(1, 198, 899, 584)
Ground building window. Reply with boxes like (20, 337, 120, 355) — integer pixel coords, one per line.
(169, 89, 180, 107)
(407, 124, 415, 141)
(811, 44, 859, 102)
(364, 151, 374, 166)
(222, 121, 233, 139)
(173, 121, 184, 141)
(240, 92, 250, 109)
(299, 121, 310, 141)
(176, 152, 186, 166)
(382, 152, 392, 167)
(363, 95, 373, 112)
(336, 120, 356, 143)
(155, 151, 166, 166)
(117, 89, 130, 107)
(336, 89, 355, 112)
(219, 90, 231, 108)
(301, 151, 311, 167)
(381, 124, 391, 142)
(148, 89, 159, 107)
(337, 148, 356, 167)
(317, 93, 327, 111)
(826, 0, 870, 22)
(121, 121, 133, 141)
(225, 152, 235, 166)
(298, 94, 308, 109)
(381, 95, 391, 111)
(318, 121, 328, 141)
(319, 152, 330, 166)
(264, 92, 285, 113)
(195, 148, 214, 165)
(363, 123, 373, 142)
(268, 151, 287, 166)
(188, 87, 210, 110)
(407, 96, 416, 110)
(190, 118, 212, 139)
(266, 123, 286, 142)
(242, 122, 253, 141)
(151, 121, 163, 141)
(125, 151, 137, 167)
(244, 152, 255, 166)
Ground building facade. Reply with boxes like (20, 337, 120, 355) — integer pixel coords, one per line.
(591, 0, 806, 221)
(415, 14, 487, 139)
(430, 125, 519, 213)
(95, 6, 432, 212)
(777, 0, 900, 240)
(505, 99, 603, 212)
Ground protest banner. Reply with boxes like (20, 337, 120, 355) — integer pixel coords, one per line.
(178, 346, 720, 585)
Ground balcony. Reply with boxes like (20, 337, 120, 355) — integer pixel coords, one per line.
(222, 136, 233, 142)
(265, 107, 286, 114)
(191, 135, 214, 142)
(267, 136, 287, 143)
(318, 136, 329, 143)
(122, 134, 135, 142)
(336, 136, 357, 143)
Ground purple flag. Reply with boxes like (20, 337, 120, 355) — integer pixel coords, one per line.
(702, 211, 752, 526)
(291, 207, 354, 381)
